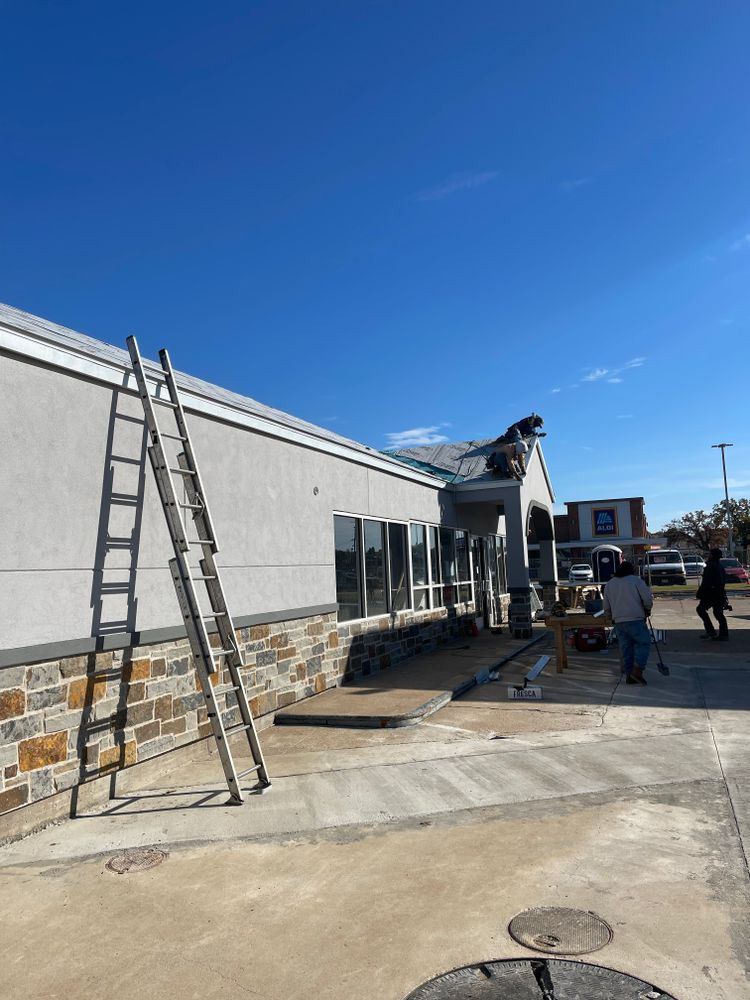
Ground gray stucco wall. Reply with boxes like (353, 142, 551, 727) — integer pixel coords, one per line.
(1, 352, 456, 651)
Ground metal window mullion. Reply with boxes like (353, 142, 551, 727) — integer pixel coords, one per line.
(384, 522, 392, 614)
(357, 517, 365, 619)
(402, 524, 412, 611)
(433, 527, 442, 608)
(407, 523, 416, 611)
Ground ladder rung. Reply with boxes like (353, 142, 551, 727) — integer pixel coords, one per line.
(236, 764, 261, 779)
(153, 397, 178, 407)
(212, 683, 241, 696)
(178, 502, 203, 510)
(161, 432, 187, 441)
(170, 467, 196, 475)
(214, 647, 239, 656)
(202, 611, 227, 619)
(223, 723, 253, 736)
(192, 574, 217, 581)
(189, 538, 215, 546)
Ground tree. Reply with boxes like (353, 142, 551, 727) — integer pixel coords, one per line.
(660, 509, 728, 552)
(712, 498, 750, 553)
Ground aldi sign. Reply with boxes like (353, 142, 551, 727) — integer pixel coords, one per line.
(593, 507, 618, 536)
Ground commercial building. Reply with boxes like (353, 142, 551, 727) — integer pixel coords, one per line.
(529, 496, 663, 573)
(0, 303, 557, 822)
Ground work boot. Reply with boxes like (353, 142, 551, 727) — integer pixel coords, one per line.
(631, 666, 647, 685)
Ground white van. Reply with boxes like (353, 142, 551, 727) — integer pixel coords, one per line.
(641, 550, 687, 586)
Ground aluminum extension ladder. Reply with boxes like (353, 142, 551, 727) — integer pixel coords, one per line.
(126, 336, 271, 804)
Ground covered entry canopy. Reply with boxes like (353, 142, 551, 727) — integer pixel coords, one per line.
(387, 432, 557, 637)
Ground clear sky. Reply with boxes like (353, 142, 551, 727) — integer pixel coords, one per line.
(2, 1, 749, 529)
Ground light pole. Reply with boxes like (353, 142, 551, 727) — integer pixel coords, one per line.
(711, 443, 734, 557)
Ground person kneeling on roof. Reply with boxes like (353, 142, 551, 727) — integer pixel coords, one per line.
(602, 561, 654, 686)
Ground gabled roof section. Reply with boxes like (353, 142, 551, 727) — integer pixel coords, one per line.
(387, 435, 556, 502)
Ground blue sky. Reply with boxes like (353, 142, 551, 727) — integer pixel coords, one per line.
(2, 1, 749, 528)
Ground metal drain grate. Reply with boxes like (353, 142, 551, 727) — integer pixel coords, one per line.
(403, 958, 677, 999)
(105, 847, 168, 874)
(508, 906, 612, 954)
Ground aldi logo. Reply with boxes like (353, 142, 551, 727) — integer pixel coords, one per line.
(593, 507, 618, 535)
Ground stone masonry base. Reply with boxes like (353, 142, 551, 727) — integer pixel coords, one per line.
(0, 601, 479, 832)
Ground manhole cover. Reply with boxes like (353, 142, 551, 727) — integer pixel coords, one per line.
(105, 847, 168, 874)
(508, 906, 612, 954)
(404, 958, 678, 999)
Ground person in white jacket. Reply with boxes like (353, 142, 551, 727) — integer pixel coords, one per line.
(603, 561, 654, 685)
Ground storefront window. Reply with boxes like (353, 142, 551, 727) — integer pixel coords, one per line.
(334, 515, 361, 621)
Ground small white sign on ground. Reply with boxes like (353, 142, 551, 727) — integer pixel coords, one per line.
(508, 685, 543, 700)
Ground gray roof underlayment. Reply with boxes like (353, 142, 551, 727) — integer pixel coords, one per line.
(384, 437, 540, 484)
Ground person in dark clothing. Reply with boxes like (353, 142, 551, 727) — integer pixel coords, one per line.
(696, 548, 729, 640)
(496, 413, 545, 443)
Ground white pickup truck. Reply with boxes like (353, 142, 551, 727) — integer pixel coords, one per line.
(640, 550, 687, 586)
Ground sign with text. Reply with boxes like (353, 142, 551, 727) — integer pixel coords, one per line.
(507, 685, 543, 700)
(592, 507, 618, 536)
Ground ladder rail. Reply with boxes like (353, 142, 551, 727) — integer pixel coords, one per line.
(159, 347, 219, 553)
(198, 551, 271, 783)
(126, 335, 271, 803)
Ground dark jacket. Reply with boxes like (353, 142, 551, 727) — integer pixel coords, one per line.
(697, 560, 726, 602)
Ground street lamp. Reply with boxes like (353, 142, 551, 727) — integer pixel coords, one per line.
(711, 443, 734, 557)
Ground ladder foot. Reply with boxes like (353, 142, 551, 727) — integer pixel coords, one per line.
(226, 793, 244, 806)
(257, 781, 272, 794)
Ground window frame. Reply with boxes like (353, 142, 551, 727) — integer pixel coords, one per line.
(333, 512, 412, 623)
(408, 521, 475, 611)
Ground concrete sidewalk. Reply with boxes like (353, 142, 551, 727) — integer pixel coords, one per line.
(275, 628, 548, 727)
(1, 596, 748, 1000)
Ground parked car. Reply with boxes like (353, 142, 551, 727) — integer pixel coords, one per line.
(720, 558, 750, 584)
(641, 549, 687, 586)
(569, 564, 594, 583)
(682, 554, 706, 578)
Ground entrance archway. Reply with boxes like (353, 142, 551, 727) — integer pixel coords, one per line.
(527, 502, 558, 608)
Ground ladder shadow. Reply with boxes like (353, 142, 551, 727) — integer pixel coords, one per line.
(70, 390, 149, 818)
(76, 783, 268, 817)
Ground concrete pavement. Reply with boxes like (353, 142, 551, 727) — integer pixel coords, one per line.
(0, 595, 748, 1000)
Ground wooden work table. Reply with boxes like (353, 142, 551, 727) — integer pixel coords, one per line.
(555, 582, 604, 609)
(544, 612, 613, 672)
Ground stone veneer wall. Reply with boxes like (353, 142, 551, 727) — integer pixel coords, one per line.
(337, 602, 477, 682)
(0, 601, 483, 817)
(0, 612, 339, 817)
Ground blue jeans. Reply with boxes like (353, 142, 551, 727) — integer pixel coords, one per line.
(616, 619, 650, 673)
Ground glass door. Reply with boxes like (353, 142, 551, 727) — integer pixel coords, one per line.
(471, 536, 486, 628)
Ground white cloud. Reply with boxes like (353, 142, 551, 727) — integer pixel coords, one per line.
(551, 387, 561, 394)
(579, 357, 646, 386)
(417, 170, 499, 202)
(730, 233, 750, 252)
(385, 424, 451, 448)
